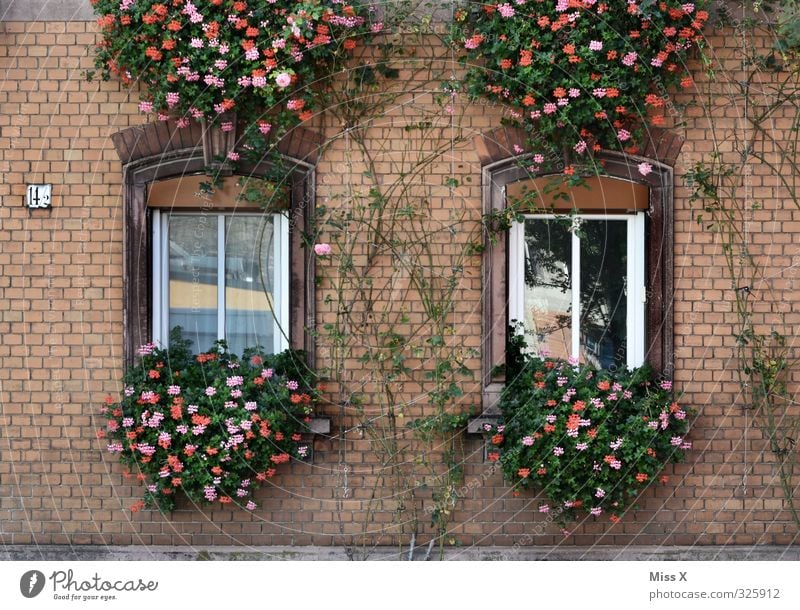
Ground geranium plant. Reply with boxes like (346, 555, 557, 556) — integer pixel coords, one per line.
(99, 329, 317, 513)
(89, 0, 382, 156)
(485, 330, 693, 527)
(452, 0, 709, 171)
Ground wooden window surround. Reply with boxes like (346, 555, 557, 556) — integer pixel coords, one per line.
(480, 152, 674, 412)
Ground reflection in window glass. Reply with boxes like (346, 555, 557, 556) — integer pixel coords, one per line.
(168, 215, 218, 352)
(225, 216, 277, 355)
(580, 220, 627, 369)
(160, 213, 286, 355)
(522, 218, 572, 360)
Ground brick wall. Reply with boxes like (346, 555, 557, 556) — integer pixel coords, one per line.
(0, 19, 797, 548)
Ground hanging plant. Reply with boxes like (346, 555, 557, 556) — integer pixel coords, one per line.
(89, 0, 382, 159)
(99, 330, 318, 513)
(484, 331, 693, 529)
(451, 0, 709, 171)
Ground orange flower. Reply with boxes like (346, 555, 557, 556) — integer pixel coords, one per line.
(609, 514, 621, 524)
(487, 451, 500, 462)
(518, 468, 531, 478)
(553, 87, 567, 98)
(635, 473, 649, 483)
(219, 496, 232, 504)
(344, 39, 357, 50)
(491, 433, 504, 445)
(597, 380, 610, 391)
(660, 475, 670, 485)
(499, 58, 513, 69)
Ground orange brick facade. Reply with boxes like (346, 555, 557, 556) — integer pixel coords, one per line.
(1, 14, 798, 553)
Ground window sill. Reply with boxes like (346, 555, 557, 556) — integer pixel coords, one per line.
(468, 382, 503, 434)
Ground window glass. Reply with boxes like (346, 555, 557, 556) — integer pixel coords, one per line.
(225, 215, 278, 355)
(168, 214, 218, 352)
(158, 212, 286, 354)
(522, 217, 572, 360)
(579, 219, 627, 369)
(515, 214, 642, 369)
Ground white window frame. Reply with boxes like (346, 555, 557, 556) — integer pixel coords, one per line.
(151, 210, 290, 354)
(509, 212, 646, 369)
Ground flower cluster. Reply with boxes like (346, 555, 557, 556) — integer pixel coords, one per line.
(452, 0, 709, 169)
(486, 334, 693, 525)
(90, 0, 380, 148)
(99, 330, 317, 513)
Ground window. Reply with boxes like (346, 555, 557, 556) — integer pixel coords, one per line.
(151, 211, 289, 355)
(114, 120, 319, 366)
(509, 213, 645, 369)
(481, 153, 673, 408)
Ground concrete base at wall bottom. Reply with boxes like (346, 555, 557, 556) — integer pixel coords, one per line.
(2, 545, 799, 561)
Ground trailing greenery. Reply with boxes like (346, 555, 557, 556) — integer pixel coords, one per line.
(484, 329, 692, 527)
(450, 0, 709, 171)
(100, 328, 317, 513)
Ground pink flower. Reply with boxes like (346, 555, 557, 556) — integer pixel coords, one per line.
(275, 72, 292, 88)
(258, 121, 272, 135)
(314, 243, 332, 256)
(553, 446, 564, 456)
(138, 101, 153, 113)
(539, 504, 550, 513)
(533, 153, 544, 164)
(617, 129, 631, 142)
(497, 3, 515, 17)
(205, 387, 216, 397)
(622, 52, 638, 67)
(660, 380, 673, 390)
(589, 40, 603, 51)
(590, 506, 603, 516)
(166, 92, 180, 108)
(522, 436, 534, 446)
(595, 488, 605, 498)
(227, 151, 240, 161)
(246, 501, 257, 510)
(638, 162, 653, 176)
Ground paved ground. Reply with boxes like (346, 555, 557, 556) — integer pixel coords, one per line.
(3, 545, 799, 561)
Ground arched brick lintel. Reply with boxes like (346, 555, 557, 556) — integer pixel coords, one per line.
(110, 119, 324, 166)
(473, 126, 685, 167)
